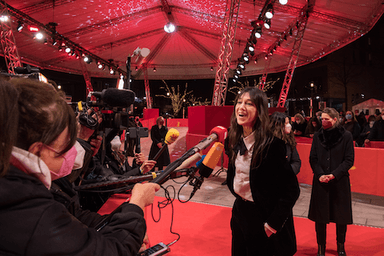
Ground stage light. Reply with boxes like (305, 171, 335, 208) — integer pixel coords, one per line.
(254, 58, 258, 64)
(153, 67, 157, 72)
(238, 62, 245, 70)
(29, 25, 39, 32)
(0, 15, 9, 22)
(17, 22, 24, 32)
(289, 28, 293, 36)
(35, 32, 44, 40)
(265, 55, 268, 60)
(265, 4, 274, 19)
(279, 0, 288, 5)
(164, 22, 176, 33)
(84, 55, 92, 64)
(109, 67, 115, 75)
(254, 26, 262, 38)
(264, 19, 271, 29)
(236, 68, 242, 75)
(135, 66, 138, 71)
(65, 47, 71, 53)
(234, 73, 239, 79)
(211, 66, 214, 71)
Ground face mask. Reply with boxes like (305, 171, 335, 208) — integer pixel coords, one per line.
(322, 120, 333, 130)
(369, 121, 375, 128)
(345, 114, 352, 120)
(285, 123, 292, 134)
(45, 145, 77, 180)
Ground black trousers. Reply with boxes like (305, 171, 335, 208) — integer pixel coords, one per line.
(315, 222, 347, 245)
(231, 198, 272, 256)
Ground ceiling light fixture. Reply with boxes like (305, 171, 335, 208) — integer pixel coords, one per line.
(279, 0, 288, 5)
(264, 19, 271, 29)
(17, 22, 24, 32)
(164, 22, 176, 33)
(265, 4, 274, 19)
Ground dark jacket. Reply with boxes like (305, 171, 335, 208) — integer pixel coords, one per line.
(286, 144, 301, 175)
(308, 126, 354, 224)
(148, 125, 170, 168)
(0, 166, 146, 256)
(227, 138, 300, 256)
(368, 119, 384, 141)
(343, 121, 360, 141)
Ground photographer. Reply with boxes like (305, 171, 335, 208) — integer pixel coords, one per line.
(0, 78, 160, 256)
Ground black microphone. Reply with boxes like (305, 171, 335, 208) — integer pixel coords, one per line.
(92, 88, 135, 107)
(198, 142, 224, 178)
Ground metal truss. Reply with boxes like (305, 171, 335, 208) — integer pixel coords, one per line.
(259, 55, 272, 91)
(212, 0, 241, 106)
(143, 65, 152, 109)
(79, 58, 94, 97)
(277, 11, 310, 108)
(0, 3, 22, 75)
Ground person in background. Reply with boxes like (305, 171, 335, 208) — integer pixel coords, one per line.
(292, 113, 308, 136)
(343, 110, 360, 143)
(316, 111, 323, 122)
(305, 116, 322, 138)
(0, 78, 160, 256)
(270, 111, 301, 175)
(135, 116, 143, 127)
(357, 115, 375, 147)
(149, 116, 170, 171)
(226, 87, 300, 256)
(365, 109, 384, 144)
(308, 107, 354, 256)
(356, 111, 367, 133)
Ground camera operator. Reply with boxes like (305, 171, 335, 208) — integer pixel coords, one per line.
(0, 78, 160, 256)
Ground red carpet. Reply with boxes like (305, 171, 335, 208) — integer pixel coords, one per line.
(99, 195, 384, 255)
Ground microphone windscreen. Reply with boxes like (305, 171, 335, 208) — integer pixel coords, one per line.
(164, 128, 179, 145)
(199, 142, 224, 178)
(209, 126, 228, 143)
(102, 88, 135, 107)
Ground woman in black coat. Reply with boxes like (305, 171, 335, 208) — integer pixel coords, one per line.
(226, 87, 300, 256)
(148, 116, 170, 171)
(308, 107, 354, 256)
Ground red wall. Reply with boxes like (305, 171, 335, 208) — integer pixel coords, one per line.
(188, 105, 233, 135)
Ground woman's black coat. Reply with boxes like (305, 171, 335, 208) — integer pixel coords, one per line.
(227, 138, 300, 256)
(148, 125, 170, 169)
(308, 126, 354, 224)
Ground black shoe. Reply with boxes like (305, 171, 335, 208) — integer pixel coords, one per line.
(317, 244, 325, 256)
(337, 242, 346, 256)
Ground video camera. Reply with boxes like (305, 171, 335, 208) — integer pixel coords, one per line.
(74, 88, 137, 131)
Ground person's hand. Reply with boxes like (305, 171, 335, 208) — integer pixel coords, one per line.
(310, 134, 314, 138)
(319, 174, 335, 183)
(135, 153, 146, 165)
(157, 142, 163, 148)
(129, 183, 160, 210)
(140, 160, 157, 174)
(89, 135, 102, 156)
(364, 139, 370, 145)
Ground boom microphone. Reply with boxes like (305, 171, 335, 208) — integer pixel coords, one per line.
(92, 88, 135, 107)
(175, 153, 202, 171)
(198, 142, 224, 178)
(150, 126, 227, 184)
(152, 128, 180, 161)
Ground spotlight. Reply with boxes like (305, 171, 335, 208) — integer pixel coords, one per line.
(242, 52, 249, 63)
(35, 32, 44, 40)
(135, 66, 138, 71)
(164, 22, 176, 33)
(153, 67, 157, 72)
(236, 68, 242, 75)
(254, 58, 258, 64)
(211, 66, 214, 71)
(109, 67, 115, 75)
(97, 61, 104, 69)
(254, 26, 262, 39)
(0, 15, 9, 22)
(265, 4, 274, 19)
(232, 78, 238, 83)
(279, 0, 288, 5)
(28, 25, 39, 32)
(17, 22, 24, 32)
(238, 62, 245, 70)
(65, 47, 71, 53)
(84, 55, 92, 64)
(234, 73, 239, 79)
(265, 55, 268, 60)
(264, 19, 271, 29)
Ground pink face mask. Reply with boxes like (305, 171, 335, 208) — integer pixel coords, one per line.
(322, 120, 333, 130)
(45, 145, 77, 180)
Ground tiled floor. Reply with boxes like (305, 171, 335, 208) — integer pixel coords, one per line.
(134, 126, 384, 229)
